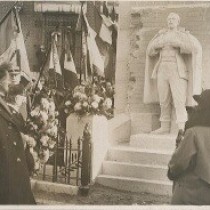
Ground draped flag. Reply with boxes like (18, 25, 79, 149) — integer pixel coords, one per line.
(99, 2, 113, 45)
(48, 35, 63, 89)
(63, 32, 79, 90)
(49, 38, 62, 75)
(0, 8, 32, 83)
(82, 7, 105, 76)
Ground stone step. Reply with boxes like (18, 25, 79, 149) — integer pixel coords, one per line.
(131, 113, 160, 134)
(130, 133, 176, 152)
(31, 179, 78, 195)
(102, 161, 169, 181)
(108, 145, 172, 166)
(96, 175, 172, 196)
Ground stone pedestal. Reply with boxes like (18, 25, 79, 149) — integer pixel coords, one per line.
(66, 114, 109, 182)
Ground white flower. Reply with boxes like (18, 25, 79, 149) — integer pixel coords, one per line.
(49, 101, 56, 112)
(48, 140, 56, 149)
(82, 102, 88, 107)
(33, 124, 38, 130)
(27, 136, 37, 148)
(104, 98, 112, 109)
(39, 149, 50, 163)
(40, 135, 49, 146)
(47, 126, 58, 137)
(40, 111, 48, 122)
(64, 108, 69, 114)
(74, 85, 85, 94)
(65, 100, 71, 106)
(92, 95, 102, 103)
(73, 92, 81, 99)
(74, 103, 82, 111)
(40, 98, 50, 111)
(91, 101, 99, 109)
(80, 93, 88, 101)
(30, 107, 40, 117)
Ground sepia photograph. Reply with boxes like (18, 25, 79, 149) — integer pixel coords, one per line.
(0, 0, 210, 209)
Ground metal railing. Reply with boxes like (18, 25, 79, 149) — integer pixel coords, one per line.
(33, 123, 91, 188)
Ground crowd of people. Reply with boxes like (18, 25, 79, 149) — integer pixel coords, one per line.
(0, 61, 115, 204)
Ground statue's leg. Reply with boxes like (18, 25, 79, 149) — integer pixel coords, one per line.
(151, 63, 171, 134)
(169, 66, 188, 131)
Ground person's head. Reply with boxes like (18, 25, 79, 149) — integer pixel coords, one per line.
(7, 84, 26, 108)
(167, 13, 180, 30)
(8, 65, 21, 85)
(0, 62, 12, 94)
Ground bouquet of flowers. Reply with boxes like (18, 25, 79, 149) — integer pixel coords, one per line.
(23, 93, 59, 173)
(63, 76, 114, 119)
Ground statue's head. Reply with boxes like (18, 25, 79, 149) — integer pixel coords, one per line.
(167, 13, 180, 29)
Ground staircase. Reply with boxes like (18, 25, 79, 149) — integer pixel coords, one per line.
(96, 114, 177, 196)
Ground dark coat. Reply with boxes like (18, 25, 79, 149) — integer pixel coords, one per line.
(0, 97, 35, 204)
(168, 127, 210, 205)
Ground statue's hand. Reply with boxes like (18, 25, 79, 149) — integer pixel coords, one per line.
(154, 40, 164, 50)
(170, 41, 181, 49)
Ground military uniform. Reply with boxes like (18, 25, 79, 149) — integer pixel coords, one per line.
(0, 97, 35, 204)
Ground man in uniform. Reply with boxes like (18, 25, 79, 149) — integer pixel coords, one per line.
(0, 62, 35, 204)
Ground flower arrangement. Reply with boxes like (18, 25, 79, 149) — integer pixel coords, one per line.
(63, 76, 114, 119)
(24, 93, 59, 173)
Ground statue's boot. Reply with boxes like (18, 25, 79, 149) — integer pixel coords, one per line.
(151, 122, 170, 134)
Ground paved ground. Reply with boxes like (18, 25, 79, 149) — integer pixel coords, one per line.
(34, 183, 171, 205)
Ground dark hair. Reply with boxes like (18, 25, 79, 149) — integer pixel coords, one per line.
(0, 62, 12, 80)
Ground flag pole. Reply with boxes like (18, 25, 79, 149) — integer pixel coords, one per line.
(30, 45, 51, 107)
(79, 2, 85, 84)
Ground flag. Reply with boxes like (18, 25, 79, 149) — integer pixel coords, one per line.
(48, 36, 63, 89)
(15, 9, 32, 83)
(99, 2, 113, 45)
(110, 6, 118, 52)
(82, 10, 105, 76)
(0, 8, 32, 83)
(63, 33, 79, 90)
(99, 15, 113, 45)
(49, 39, 62, 75)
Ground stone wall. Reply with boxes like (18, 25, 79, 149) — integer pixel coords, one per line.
(115, 1, 210, 115)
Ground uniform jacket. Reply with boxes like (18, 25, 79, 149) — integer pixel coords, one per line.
(168, 126, 210, 205)
(144, 28, 202, 107)
(0, 97, 35, 204)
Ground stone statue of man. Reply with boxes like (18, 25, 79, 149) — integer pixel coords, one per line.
(144, 13, 202, 134)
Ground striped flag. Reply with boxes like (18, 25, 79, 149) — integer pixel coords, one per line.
(63, 33, 79, 90)
(82, 8, 105, 76)
(48, 36, 63, 90)
(99, 2, 113, 45)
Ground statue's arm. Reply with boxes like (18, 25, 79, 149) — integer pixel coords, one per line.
(173, 32, 196, 54)
(147, 37, 162, 56)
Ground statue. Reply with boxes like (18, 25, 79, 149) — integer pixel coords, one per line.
(144, 13, 202, 134)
